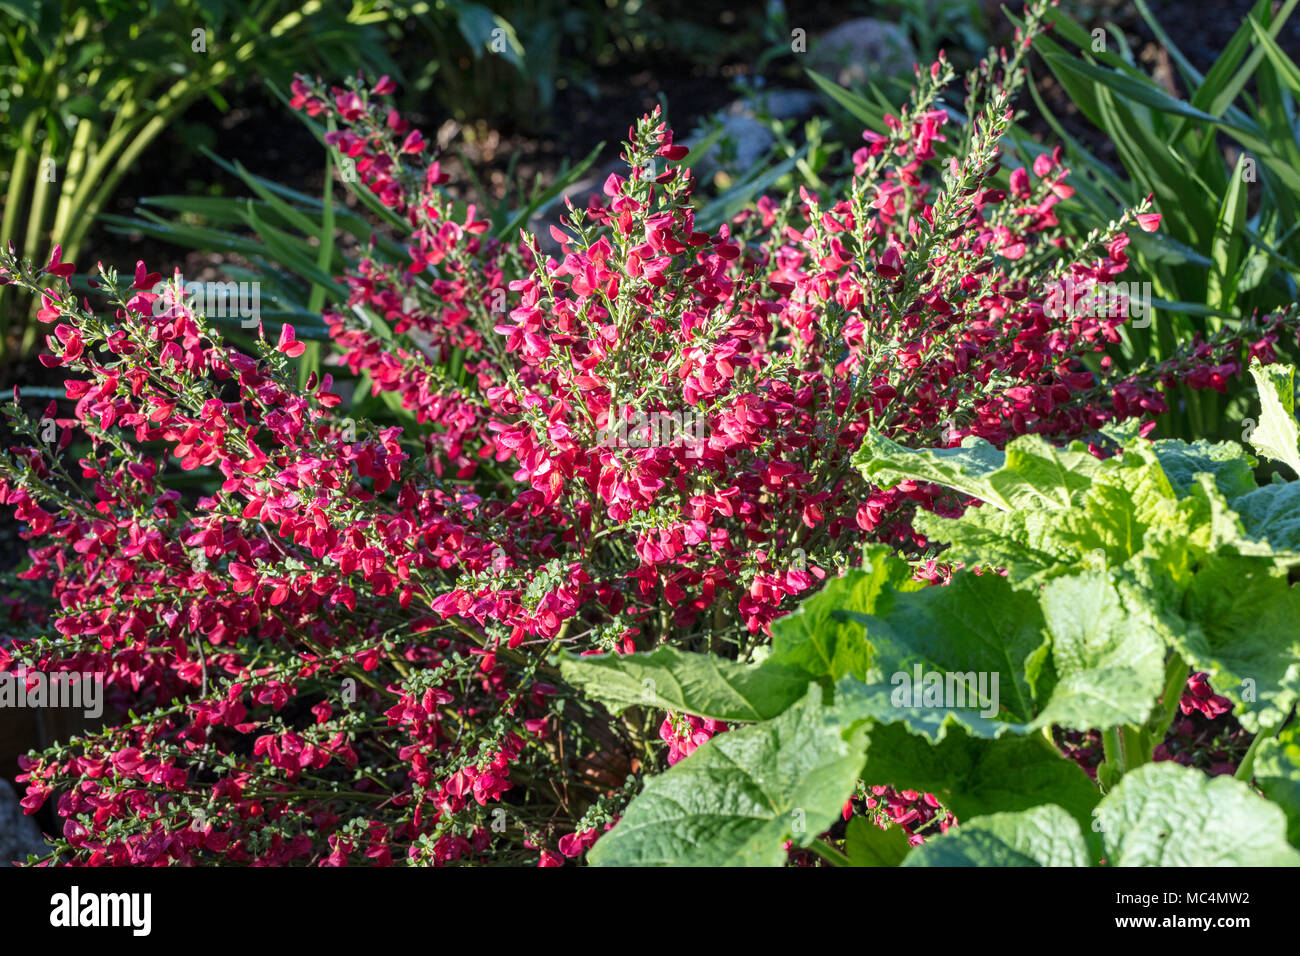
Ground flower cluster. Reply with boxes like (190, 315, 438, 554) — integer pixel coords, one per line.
(1179, 671, 1234, 721)
(848, 785, 955, 848)
(659, 712, 728, 766)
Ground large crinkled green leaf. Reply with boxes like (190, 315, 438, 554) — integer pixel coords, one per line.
(1097, 762, 1300, 865)
(1054, 446, 1184, 563)
(1150, 476, 1295, 583)
(857, 431, 1272, 598)
(949, 434, 1103, 509)
(1178, 555, 1300, 731)
(854, 430, 1101, 511)
(902, 804, 1090, 867)
(913, 446, 1213, 587)
(1032, 572, 1167, 731)
(838, 572, 1048, 726)
(767, 546, 923, 683)
(859, 430, 1242, 590)
(913, 506, 1069, 586)
(1153, 438, 1258, 500)
(1254, 722, 1300, 848)
(587, 686, 868, 866)
(912, 435, 1291, 591)
(558, 645, 810, 723)
(1187, 473, 1277, 558)
(858, 720, 1100, 828)
(854, 431, 1008, 503)
(835, 569, 1166, 739)
(1230, 481, 1300, 552)
(1247, 361, 1300, 477)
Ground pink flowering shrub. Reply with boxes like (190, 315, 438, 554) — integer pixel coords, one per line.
(2, 1, 1289, 865)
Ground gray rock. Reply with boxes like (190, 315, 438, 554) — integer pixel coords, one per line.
(726, 88, 820, 122)
(808, 19, 917, 89)
(0, 777, 48, 866)
(688, 114, 776, 183)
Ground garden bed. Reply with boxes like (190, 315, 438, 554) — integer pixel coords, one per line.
(2, 0, 1300, 873)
